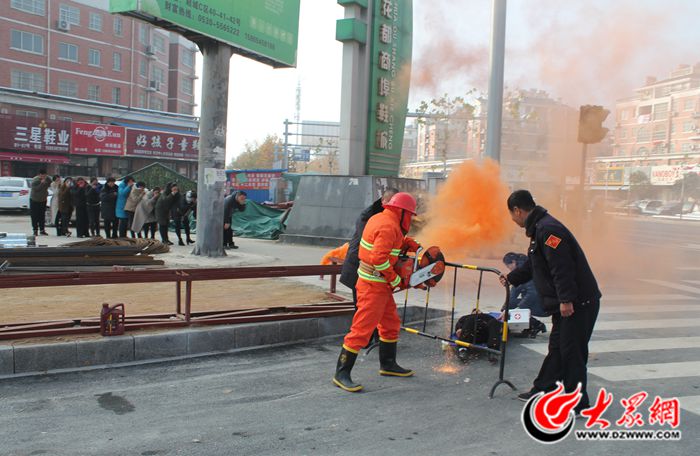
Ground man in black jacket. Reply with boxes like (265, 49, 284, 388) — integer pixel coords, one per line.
(223, 190, 247, 249)
(502, 190, 601, 412)
(339, 187, 399, 304)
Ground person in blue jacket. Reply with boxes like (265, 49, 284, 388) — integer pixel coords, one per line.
(116, 176, 134, 238)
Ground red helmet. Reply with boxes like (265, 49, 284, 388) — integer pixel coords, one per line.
(384, 192, 417, 215)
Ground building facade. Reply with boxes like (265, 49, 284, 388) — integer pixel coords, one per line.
(0, 0, 199, 178)
(597, 65, 700, 169)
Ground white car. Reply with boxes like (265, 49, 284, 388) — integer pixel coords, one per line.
(0, 177, 31, 211)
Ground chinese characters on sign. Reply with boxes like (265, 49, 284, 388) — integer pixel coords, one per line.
(110, 0, 300, 68)
(0, 115, 71, 154)
(366, 0, 413, 176)
(71, 123, 126, 156)
(228, 171, 282, 190)
(126, 128, 199, 161)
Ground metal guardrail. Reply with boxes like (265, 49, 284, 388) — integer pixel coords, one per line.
(0, 265, 354, 340)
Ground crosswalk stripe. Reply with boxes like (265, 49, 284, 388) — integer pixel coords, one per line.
(639, 279, 700, 295)
(603, 294, 694, 302)
(594, 318, 700, 331)
(678, 395, 700, 417)
(588, 361, 700, 381)
(677, 267, 700, 271)
(603, 304, 700, 314)
(522, 336, 700, 355)
(684, 280, 700, 286)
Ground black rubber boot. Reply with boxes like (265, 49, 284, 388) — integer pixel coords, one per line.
(332, 347, 363, 392)
(379, 341, 414, 377)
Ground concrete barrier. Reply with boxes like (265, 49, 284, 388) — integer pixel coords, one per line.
(0, 306, 449, 377)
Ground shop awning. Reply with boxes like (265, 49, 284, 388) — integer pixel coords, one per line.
(0, 152, 70, 164)
(110, 121, 198, 135)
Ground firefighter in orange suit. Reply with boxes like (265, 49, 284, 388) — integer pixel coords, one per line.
(333, 192, 421, 392)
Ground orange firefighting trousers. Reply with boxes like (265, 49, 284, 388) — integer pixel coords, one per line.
(343, 279, 400, 353)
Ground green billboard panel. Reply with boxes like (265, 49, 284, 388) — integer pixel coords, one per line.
(366, 0, 413, 176)
(110, 0, 300, 67)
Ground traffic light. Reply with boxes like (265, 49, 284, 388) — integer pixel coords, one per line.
(578, 105, 610, 144)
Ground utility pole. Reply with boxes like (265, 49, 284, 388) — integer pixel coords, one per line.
(485, 0, 507, 163)
(192, 40, 233, 257)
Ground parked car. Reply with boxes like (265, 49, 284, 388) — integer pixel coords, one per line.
(640, 200, 664, 215)
(0, 177, 31, 211)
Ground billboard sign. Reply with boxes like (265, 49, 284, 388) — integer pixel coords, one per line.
(227, 170, 283, 190)
(110, 0, 300, 67)
(365, 0, 413, 176)
(0, 114, 71, 154)
(71, 123, 126, 156)
(650, 165, 681, 186)
(126, 128, 199, 161)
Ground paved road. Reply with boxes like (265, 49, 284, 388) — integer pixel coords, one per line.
(0, 212, 698, 454)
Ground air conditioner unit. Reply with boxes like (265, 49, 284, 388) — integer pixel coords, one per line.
(145, 45, 155, 56)
(147, 80, 160, 92)
(0, 108, 8, 114)
(56, 20, 71, 32)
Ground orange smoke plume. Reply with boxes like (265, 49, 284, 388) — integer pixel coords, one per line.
(418, 160, 512, 260)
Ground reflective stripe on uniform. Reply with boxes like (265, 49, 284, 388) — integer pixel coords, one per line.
(358, 269, 387, 283)
(374, 260, 391, 271)
(360, 239, 373, 250)
(390, 275, 401, 287)
(390, 248, 401, 256)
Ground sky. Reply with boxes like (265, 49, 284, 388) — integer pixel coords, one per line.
(194, 0, 700, 164)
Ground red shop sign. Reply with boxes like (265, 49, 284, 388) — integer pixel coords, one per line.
(125, 128, 199, 161)
(71, 122, 125, 156)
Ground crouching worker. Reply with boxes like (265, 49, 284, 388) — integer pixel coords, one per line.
(333, 192, 421, 392)
(502, 252, 547, 338)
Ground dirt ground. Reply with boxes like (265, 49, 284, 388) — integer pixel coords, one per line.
(2, 277, 336, 324)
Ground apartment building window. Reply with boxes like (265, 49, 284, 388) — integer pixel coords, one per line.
(150, 97, 164, 111)
(11, 0, 45, 16)
(113, 52, 122, 71)
(58, 80, 78, 98)
(112, 87, 122, 105)
(620, 109, 629, 121)
(684, 98, 695, 111)
(152, 67, 165, 84)
(11, 70, 44, 91)
(113, 17, 123, 36)
(652, 102, 668, 121)
(138, 93, 146, 108)
(139, 60, 147, 77)
(618, 128, 626, 139)
(153, 34, 165, 53)
(10, 29, 44, 54)
(89, 12, 102, 32)
(16, 110, 38, 118)
(139, 24, 149, 45)
(653, 125, 666, 141)
(682, 143, 692, 153)
(87, 85, 100, 101)
(58, 42, 78, 61)
(180, 78, 193, 95)
(636, 127, 650, 142)
(88, 48, 101, 67)
(683, 121, 694, 133)
(181, 49, 194, 67)
(59, 4, 80, 26)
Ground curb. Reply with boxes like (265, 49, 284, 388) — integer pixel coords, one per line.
(0, 306, 449, 378)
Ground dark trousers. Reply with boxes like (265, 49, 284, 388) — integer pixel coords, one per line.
(143, 222, 157, 239)
(103, 219, 118, 238)
(29, 200, 46, 232)
(118, 217, 129, 238)
(54, 211, 62, 236)
(75, 206, 89, 238)
(174, 217, 190, 242)
(159, 224, 170, 243)
(533, 299, 600, 409)
(60, 210, 73, 236)
(87, 206, 100, 237)
(223, 226, 234, 246)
